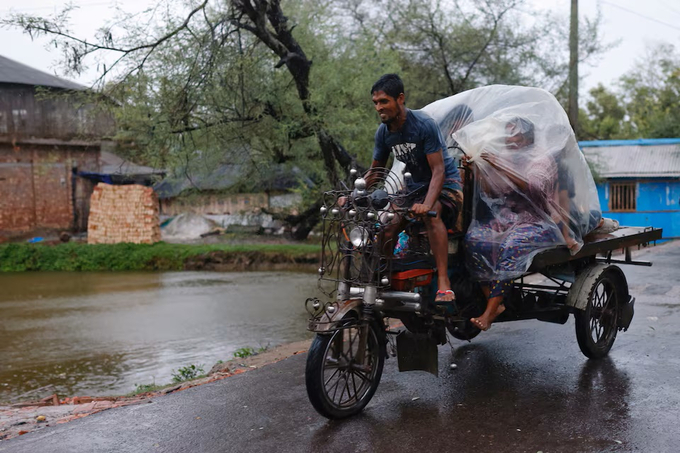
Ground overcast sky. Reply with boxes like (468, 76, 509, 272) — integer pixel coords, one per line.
(2, 0, 680, 94)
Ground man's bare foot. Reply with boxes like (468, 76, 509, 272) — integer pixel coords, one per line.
(435, 289, 456, 302)
(471, 304, 506, 331)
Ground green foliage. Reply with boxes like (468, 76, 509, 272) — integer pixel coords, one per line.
(4, 0, 611, 189)
(171, 364, 205, 383)
(233, 347, 257, 359)
(619, 43, 680, 138)
(233, 343, 269, 359)
(345, 0, 610, 106)
(579, 43, 680, 140)
(578, 84, 627, 140)
(0, 242, 320, 272)
(132, 382, 163, 395)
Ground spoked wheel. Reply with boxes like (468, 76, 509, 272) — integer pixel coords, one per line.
(305, 312, 385, 419)
(574, 267, 623, 359)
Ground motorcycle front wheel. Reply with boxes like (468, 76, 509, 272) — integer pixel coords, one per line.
(305, 312, 385, 419)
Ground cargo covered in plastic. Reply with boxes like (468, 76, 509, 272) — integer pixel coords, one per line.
(417, 85, 601, 281)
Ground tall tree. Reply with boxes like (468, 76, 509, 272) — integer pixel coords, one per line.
(578, 84, 626, 140)
(336, 0, 610, 107)
(5, 0, 611, 237)
(579, 43, 680, 140)
(619, 43, 680, 138)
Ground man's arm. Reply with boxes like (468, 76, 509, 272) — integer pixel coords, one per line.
(412, 150, 445, 215)
(365, 158, 388, 188)
(480, 152, 529, 192)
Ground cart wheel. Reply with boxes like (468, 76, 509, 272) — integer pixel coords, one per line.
(305, 312, 385, 419)
(447, 319, 481, 341)
(574, 266, 625, 359)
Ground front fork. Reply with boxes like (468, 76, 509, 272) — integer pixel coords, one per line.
(335, 242, 382, 366)
(332, 284, 379, 366)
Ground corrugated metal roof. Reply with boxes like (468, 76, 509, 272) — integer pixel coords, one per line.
(581, 143, 680, 178)
(0, 55, 85, 90)
(100, 151, 166, 176)
(579, 138, 680, 147)
(154, 164, 315, 199)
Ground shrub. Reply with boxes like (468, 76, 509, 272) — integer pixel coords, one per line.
(233, 347, 257, 359)
(171, 364, 205, 383)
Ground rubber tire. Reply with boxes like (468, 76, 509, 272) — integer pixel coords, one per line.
(447, 320, 481, 341)
(574, 267, 623, 359)
(305, 315, 386, 419)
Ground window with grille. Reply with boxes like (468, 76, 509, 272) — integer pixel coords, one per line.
(609, 182, 636, 212)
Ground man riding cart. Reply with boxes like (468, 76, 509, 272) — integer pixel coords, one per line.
(304, 83, 662, 420)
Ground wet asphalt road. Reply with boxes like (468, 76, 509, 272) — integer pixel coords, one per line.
(2, 241, 680, 453)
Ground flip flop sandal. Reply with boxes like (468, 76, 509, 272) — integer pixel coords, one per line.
(435, 289, 456, 302)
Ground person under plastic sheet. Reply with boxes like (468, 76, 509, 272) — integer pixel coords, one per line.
(438, 104, 474, 155)
(369, 74, 463, 303)
(464, 117, 562, 331)
(549, 124, 603, 252)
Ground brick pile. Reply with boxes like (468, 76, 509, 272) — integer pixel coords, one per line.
(87, 183, 160, 244)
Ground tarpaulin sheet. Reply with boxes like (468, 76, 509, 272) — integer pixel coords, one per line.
(419, 85, 601, 281)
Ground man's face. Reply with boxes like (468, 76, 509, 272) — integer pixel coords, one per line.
(372, 90, 403, 124)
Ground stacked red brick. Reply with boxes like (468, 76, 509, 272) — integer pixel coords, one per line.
(88, 183, 160, 244)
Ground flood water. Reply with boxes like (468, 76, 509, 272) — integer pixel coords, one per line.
(0, 272, 319, 403)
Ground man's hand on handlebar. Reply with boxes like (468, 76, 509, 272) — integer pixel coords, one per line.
(411, 203, 437, 217)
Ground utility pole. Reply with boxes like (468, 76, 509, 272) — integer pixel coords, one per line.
(568, 0, 579, 137)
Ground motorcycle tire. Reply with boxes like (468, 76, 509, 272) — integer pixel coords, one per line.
(305, 312, 386, 419)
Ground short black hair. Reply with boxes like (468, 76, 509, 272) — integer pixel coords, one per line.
(371, 74, 404, 100)
(506, 117, 535, 145)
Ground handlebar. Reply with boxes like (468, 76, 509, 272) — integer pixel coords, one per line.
(394, 207, 438, 218)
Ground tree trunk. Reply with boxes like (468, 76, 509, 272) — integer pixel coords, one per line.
(232, 0, 354, 191)
(231, 0, 357, 238)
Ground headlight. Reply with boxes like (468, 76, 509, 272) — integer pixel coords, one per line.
(349, 226, 370, 247)
(370, 189, 389, 209)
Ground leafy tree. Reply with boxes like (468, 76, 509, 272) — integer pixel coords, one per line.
(337, 0, 611, 106)
(4, 0, 610, 238)
(619, 43, 680, 138)
(578, 84, 626, 140)
(579, 43, 680, 140)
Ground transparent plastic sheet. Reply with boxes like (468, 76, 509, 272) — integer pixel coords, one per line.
(408, 85, 602, 281)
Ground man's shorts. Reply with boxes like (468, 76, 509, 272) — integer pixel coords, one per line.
(410, 183, 464, 234)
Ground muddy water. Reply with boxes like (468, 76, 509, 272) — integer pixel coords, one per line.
(0, 272, 321, 402)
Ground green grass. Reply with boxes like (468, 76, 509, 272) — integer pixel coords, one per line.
(0, 242, 321, 272)
(171, 364, 205, 383)
(233, 344, 269, 359)
(130, 382, 165, 396)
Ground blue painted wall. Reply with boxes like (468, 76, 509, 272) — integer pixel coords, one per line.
(596, 179, 680, 239)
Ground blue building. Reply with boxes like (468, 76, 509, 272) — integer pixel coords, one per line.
(580, 138, 680, 239)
